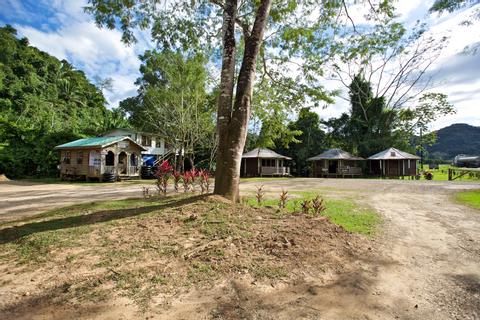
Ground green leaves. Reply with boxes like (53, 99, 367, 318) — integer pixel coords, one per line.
(0, 26, 122, 177)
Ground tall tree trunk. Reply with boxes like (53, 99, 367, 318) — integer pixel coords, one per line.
(214, 0, 272, 202)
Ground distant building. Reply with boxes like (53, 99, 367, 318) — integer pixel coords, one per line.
(55, 136, 146, 181)
(453, 155, 480, 168)
(367, 147, 420, 178)
(241, 148, 291, 177)
(307, 148, 364, 177)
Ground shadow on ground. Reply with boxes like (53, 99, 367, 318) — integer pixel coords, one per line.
(0, 194, 207, 244)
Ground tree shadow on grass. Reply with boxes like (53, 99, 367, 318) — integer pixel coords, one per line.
(0, 194, 208, 244)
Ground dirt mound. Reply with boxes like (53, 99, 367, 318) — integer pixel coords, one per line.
(201, 193, 234, 205)
(0, 196, 374, 319)
(0, 174, 10, 181)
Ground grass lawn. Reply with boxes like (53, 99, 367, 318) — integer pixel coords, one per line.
(244, 191, 381, 236)
(456, 190, 480, 210)
(420, 164, 480, 181)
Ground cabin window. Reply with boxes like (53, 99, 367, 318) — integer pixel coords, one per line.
(130, 153, 138, 166)
(261, 159, 276, 167)
(63, 151, 71, 164)
(89, 151, 101, 167)
(77, 151, 83, 165)
(390, 152, 396, 157)
(141, 135, 151, 147)
(105, 151, 115, 166)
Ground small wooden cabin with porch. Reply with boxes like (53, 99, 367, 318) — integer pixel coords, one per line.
(307, 149, 364, 177)
(367, 147, 419, 178)
(55, 136, 146, 181)
(241, 148, 291, 177)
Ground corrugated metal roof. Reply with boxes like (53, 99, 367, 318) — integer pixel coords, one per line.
(54, 136, 147, 150)
(367, 147, 420, 160)
(307, 149, 364, 161)
(242, 148, 291, 160)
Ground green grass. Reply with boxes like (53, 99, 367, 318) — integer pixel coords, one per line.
(244, 191, 381, 236)
(420, 164, 480, 181)
(456, 190, 480, 210)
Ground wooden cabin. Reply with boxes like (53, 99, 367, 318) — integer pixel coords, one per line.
(307, 148, 364, 177)
(55, 136, 147, 181)
(241, 148, 291, 177)
(367, 147, 420, 178)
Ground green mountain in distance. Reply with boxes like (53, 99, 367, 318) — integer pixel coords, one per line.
(427, 123, 480, 160)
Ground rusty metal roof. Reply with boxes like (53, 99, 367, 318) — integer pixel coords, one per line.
(307, 149, 364, 161)
(367, 147, 420, 160)
(242, 148, 291, 160)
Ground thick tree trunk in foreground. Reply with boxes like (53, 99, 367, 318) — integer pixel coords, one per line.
(214, 0, 272, 202)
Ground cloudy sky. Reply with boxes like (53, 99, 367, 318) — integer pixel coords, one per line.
(0, 0, 479, 130)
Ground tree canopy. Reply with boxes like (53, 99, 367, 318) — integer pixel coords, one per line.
(119, 50, 216, 170)
(0, 26, 123, 177)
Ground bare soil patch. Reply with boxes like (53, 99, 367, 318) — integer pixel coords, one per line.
(0, 194, 373, 319)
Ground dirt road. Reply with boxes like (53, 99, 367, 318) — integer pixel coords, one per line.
(239, 179, 480, 319)
(1, 178, 479, 319)
(0, 181, 143, 222)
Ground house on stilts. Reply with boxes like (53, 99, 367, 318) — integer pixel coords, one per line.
(307, 148, 364, 177)
(367, 147, 420, 178)
(241, 148, 291, 177)
(55, 136, 147, 181)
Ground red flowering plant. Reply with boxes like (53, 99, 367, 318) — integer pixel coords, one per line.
(154, 160, 173, 195)
(181, 171, 192, 193)
(198, 169, 211, 194)
(189, 168, 199, 191)
(172, 170, 182, 192)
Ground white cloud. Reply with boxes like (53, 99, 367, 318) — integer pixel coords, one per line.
(322, 2, 480, 130)
(11, 0, 152, 108)
(4, 0, 480, 130)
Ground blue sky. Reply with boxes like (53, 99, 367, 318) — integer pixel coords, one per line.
(1, 0, 479, 130)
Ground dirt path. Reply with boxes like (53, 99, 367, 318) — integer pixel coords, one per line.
(0, 181, 145, 222)
(1, 178, 479, 319)
(238, 179, 480, 319)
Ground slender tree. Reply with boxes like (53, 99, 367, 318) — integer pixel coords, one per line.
(86, 0, 399, 201)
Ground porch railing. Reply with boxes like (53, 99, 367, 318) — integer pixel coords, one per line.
(261, 166, 289, 176)
(89, 166, 101, 176)
(103, 166, 116, 174)
(129, 166, 140, 176)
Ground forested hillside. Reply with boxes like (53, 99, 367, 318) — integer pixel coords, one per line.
(0, 25, 126, 178)
(427, 123, 480, 160)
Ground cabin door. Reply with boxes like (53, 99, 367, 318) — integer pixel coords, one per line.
(328, 160, 338, 174)
(118, 152, 128, 175)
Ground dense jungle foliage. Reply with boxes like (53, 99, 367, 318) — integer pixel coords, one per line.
(0, 25, 127, 178)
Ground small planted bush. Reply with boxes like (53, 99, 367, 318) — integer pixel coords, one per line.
(301, 199, 311, 215)
(154, 161, 173, 195)
(423, 171, 433, 180)
(189, 168, 199, 190)
(199, 169, 211, 194)
(256, 185, 265, 205)
(181, 171, 192, 193)
(278, 189, 288, 209)
(311, 195, 326, 215)
(172, 170, 182, 192)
